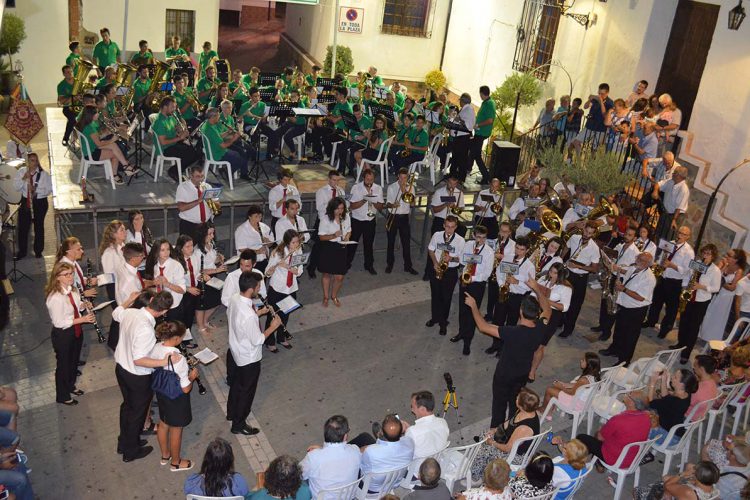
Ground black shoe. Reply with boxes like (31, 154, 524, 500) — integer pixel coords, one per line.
(35, 253, 43, 258)
(439, 325, 447, 336)
(77, 361, 86, 367)
(422, 274, 430, 281)
(639, 452, 655, 466)
(558, 331, 573, 338)
(590, 325, 603, 332)
(426, 319, 437, 327)
(13, 253, 25, 260)
(449, 335, 462, 343)
(117, 439, 148, 454)
(462, 346, 471, 356)
(76, 370, 82, 376)
(657, 332, 668, 339)
(598, 334, 611, 342)
(366, 267, 377, 275)
(385, 265, 393, 274)
(122, 446, 153, 462)
(62, 139, 69, 146)
(641, 322, 655, 329)
(680, 357, 689, 365)
(485, 346, 499, 354)
(598, 348, 615, 356)
(231, 424, 260, 436)
(405, 267, 418, 275)
(668, 344, 681, 350)
(58, 399, 78, 406)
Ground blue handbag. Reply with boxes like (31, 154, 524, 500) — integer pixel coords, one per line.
(151, 356, 183, 400)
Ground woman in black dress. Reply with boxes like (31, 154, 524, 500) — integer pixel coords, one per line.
(318, 197, 352, 307)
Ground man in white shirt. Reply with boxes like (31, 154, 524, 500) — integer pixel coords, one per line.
(486, 222, 515, 322)
(735, 273, 750, 321)
(347, 169, 384, 273)
(361, 415, 415, 491)
(309, 170, 346, 278)
(234, 205, 273, 271)
(268, 168, 300, 231)
(601, 252, 656, 365)
(301, 415, 362, 499)
(427, 216, 465, 336)
(640, 151, 677, 194)
(226, 272, 282, 435)
(176, 166, 214, 240)
(449, 93, 475, 182)
(274, 199, 310, 245)
(473, 178, 504, 241)
(559, 221, 601, 338)
(401, 391, 449, 463)
(13, 152, 53, 259)
(386, 168, 418, 275)
(451, 225, 494, 355)
(424, 173, 466, 279)
(653, 166, 689, 241)
(109, 243, 149, 351)
(113, 290, 176, 462)
(643, 225, 695, 339)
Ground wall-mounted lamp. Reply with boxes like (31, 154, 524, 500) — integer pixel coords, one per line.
(729, 0, 746, 30)
(557, 1, 591, 29)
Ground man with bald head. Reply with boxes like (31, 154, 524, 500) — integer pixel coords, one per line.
(653, 165, 689, 240)
(361, 414, 415, 490)
(403, 458, 452, 500)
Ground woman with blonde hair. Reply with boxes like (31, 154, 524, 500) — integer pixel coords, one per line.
(264, 229, 303, 352)
(45, 261, 95, 406)
(550, 438, 590, 499)
(457, 458, 511, 500)
(99, 219, 127, 349)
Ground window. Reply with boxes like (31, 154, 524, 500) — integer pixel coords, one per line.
(513, 0, 561, 81)
(165, 9, 196, 52)
(381, 0, 432, 38)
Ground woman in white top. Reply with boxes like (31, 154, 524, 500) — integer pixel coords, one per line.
(317, 197, 352, 307)
(146, 239, 186, 322)
(536, 237, 565, 276)
(264, 230, 303, 351)
(99, 220, 127, 299)
(175, 234, 202, 334)
(529, 263, 572, 383)
(701, 248, 747, 342)
(151, 320, 197, 471)
(126, 209, 153, 259)
(235, 205, 273, 272)
(635, 224, 657, 257)
(542, 352, 601, 413)
(45, 262, 95, 405)
(193, 222, 227, 333)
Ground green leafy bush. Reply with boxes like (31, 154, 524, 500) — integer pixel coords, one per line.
(536, 146, 634, 197)
(323, 45, 353, 77)
(0, 13, 26, 69)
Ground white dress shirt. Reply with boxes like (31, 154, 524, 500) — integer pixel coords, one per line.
(316, 184, 346, 220)
(611, 242, 640, 275)
(509, 256, 535, 295)
(635, 238, 657, 257)
(101, 244, 125, 275)
(267, 248, 303, 294)
(60, 256, 87, 290)
(195, 243, 219, 271)
(275, 215, 310, 244)
(361, 438, 415, 490)
(428, 231, 466, 269)
(659, 179, 689, 214)
(537, 253, 562, 275)
(349, 182, 384, 222)
(404, 414, 449, 459)
(386, 182, 412, 215)
(690, 262, 722, 303)
(301, 442, 362, 500)
(450, 104, 475, 137)
(126, 229, 151, 256)
(150, 343, 190, 388)
(561, 207, 581, 230)
(566, 235, 600, 275)
(46, 286, 82, 329)
(536, 279, 572, 312)
(509, 197, 528, 221)
(431, 186, 465, 219)
(616, 267, 656, 308)
(269, 183, 301, 219)
(154, 257, 185, 308)
(176, 180, 213, 224)
(222, 269, 267, 307)
(661, 241, 695, 281)
(318, 214, 352, 242)
(13, 167, 52, 199)
(494, 238, 516, 261)
(235, 220, 273, 261)
(461, 241, 494, 283)
(115, 262, 143, 306)
(227, 293, 265, 366)
(474, 188, 502, 218)
(735, 276, 750, 313)
(113, 307, 158, 376)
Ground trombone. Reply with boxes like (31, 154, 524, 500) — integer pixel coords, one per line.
(385, 172, 417, 231)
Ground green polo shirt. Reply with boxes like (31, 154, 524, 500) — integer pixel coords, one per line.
(393, 102, 404, 114)
(331, 101, 353, 131)
(408, 127, 429, 158)
(81, 121, 100, 154)
(165, 47, 189, 60)
(372, 75, 384, 87)
(241, 74, 258, 88)
(305, 74, 318, 87)
(229, 81, 249, 103)
(396, 123, 412, 142)
(95, 77, 114, 89)
(151, 113, 178, 152)
(130, 51, 154, 66)
(172, 90, 196, 120)
(66, 52, 81, 72)
(239, 100, 266, 126)
(201, 121, 226, 160)
(219, 112, 235, 129)
(106, 100, 116, 116)
(476, 98, 496, 138)
(350, 114, 373, 142)
(293, 97, 308, 126)
(57, 78, 74, 99)
(93, 40, 120, 67)
(198, 50, 218, 77)
(133, 77, 152, 103)
(394, 92, 405, 109)
(196, 77, 217, 105)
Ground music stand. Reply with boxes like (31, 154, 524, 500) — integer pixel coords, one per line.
(291, 107, 326, 164)
(4, 206, 32, 283)
(259, 72, 279, 87)
(445, 119, 473, 137)
(316, 94, 336, 105)
(316, 77, 336, 91)
(267, 102, 296, 166)
(370, 103, 396, 125)
(127, 112, 153, 184)
(259, 89, 276, 104)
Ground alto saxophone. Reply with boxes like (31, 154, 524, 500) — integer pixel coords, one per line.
(460, 264, 475, 286)
(435, 251, 450, 280)
(679, 269, 700, 313)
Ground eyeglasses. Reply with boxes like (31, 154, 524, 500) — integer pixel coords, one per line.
(59, 272, 74, 277)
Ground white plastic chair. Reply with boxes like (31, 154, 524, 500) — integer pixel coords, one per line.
(438, 440, 484, 493)
(399, 441, 449, 489)
(186, 496, 243, 500)
(730, 387, 750, 435)
(408, 133, 442, 185)
(356, 464, 409, 499)
(541, 381, 602, 439)
(150, 128, 182, 182)
(689, 395, 722, 447)
(704, 382, 749, 444)
(315, 477, 360, 500)
(358, 135, 395, 187)
(506, 427, 551, 472)
(75, 128, 116, 189)
(201, 132, 234, 190)
(553, 459, 597, 499)
(600, 437, 659, 500)
(515, 488, 561, 500)
(330, 140, 344, 170)
(611, 348, 684, 390)
(652, 418, 705, 475)
(706, 318, 750, 352)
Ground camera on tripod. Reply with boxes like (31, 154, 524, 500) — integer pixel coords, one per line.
(444, 372, 455, 392)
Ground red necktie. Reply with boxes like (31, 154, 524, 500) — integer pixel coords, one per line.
(158, 266, 165, 292)
(286, 254, 293, 287)
(471, 245, 480, 277)
(282, 188, 287, 216)
(332, 187, 336, 199)
(187, 258, 195, 287)
(68, 292, 82, 338)
(197, 187, 206, 223)
(137, 270, 144, 289)
(76, 264, 85, 288)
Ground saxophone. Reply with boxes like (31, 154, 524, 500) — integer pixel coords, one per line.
(460, 263, 475, 286)
(679, 269, 700, 313)
(498, 279, 510, 303)
(435, 251, 450, 280)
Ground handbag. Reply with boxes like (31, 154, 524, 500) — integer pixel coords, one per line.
(151, 356, 183, 400)
(493, 411, 518, 445)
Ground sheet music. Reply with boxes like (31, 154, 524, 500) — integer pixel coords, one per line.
(206, 277, 224, 290)
(193, 347, 219, 364)
(276, 296, 302, 314)
(92, 300, 115, 312)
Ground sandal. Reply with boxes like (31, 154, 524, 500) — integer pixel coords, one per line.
(123, 165, 137, 176)
(114, 174, 125, 185)
(332, 297, 341, 307)
(160, 455, 171, 466)
(170, 459, 193, 472)
(322, 297, 329, 307)
(280, 342, 293, 350)
(141, 421, 157, 435)
(266, 345, 279, 353)
(71, 389, 85, 396)
(59, 399, 78, 406)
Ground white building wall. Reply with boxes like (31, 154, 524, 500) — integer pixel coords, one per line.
(220, 0, 273, 10)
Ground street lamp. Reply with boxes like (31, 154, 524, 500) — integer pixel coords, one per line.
(729, 0, 746, 30)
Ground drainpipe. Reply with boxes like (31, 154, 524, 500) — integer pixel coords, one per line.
(439, 0, 453, 71)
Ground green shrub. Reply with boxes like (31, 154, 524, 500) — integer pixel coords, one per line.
(323, 45, 353, 77)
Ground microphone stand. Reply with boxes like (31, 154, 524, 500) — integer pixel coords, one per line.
(5, 206, 32, 283)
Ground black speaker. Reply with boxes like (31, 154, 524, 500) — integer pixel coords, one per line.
(490, 140, 521, 186)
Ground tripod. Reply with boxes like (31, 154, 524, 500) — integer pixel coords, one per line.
(442, 382, 459, 418)
(5, 206, 32, 283)
(127, 113, 154, 185)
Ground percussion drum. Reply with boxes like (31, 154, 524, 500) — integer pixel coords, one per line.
(215, 59, 231, 83)
(174, 60, 196, 87)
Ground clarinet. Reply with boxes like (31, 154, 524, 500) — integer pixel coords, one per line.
(259, 295, 290, 339)
(198, 254, 205, 308)
(75, 281, 105, 343)
(177, 344, 207, 395)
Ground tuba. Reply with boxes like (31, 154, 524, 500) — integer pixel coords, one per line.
(71, 59, 96, 112)
(563, 197, 615, 243)
(146, 60, 172, 109)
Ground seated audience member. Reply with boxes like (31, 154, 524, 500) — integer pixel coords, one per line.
(0, 435, 33, 500)
(508, 452, 555, 498)
(300, 415, 361, 499)
(634, 461, 720, 500)
(688, 355, 720, 420)
(403, 458, 452, 500)
(542, 352, 601, 413)
(457, 458, 512, 500)
(575, 392, 650, 469)
(642, 368, 698, 447)
(248, 455, 312, 500)
(402, 391, 449, 463)
(184, 438, 250, 497)
(550, 439, 590, 499)
(0, 388, 18, 432)
(361, 414, 414, 490)
(471, 387, 540, 477)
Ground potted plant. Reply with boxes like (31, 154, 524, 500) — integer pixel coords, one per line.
(0, 13, 26, 96)
(489, 71, 543, 141)
(323, 45, 353, 78)
(424, 69, 447, 94)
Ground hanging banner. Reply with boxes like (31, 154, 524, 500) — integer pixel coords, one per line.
(4, 84, 44, 145)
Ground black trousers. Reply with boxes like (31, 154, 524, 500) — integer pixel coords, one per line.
(277, 122, 306, 151)
(677, 300, 711, 359)
(115, 364, 153, 458)
(17, 197, 48, 257)
(226, 349, 237, 387)
(348, 218, 376, 270)
(458, 281, 486, 348)
(166, 143, 200, 180)
(491, 370, 527, 428)
(62, 106, 77, 142)
(338, 140, 365, 175)
(486, 279, 499, 319)
(575, 434, 606, 463)
(73, 327, 84, 369)
(386, 214, 412, 269)
(646, 277, 682, 337)
(322, 128, 346, 157)
(469, 135, 491, 181)
(450, 134, 471, 182)
(226, 359, 261, 427)
(106, 283, 119, 351)
(51, 327, 77, 403)
(178, 219, 202, 241)
(307, 217, 321, 275)
(561, 272, 589, 337)
(491, 292, 524, 350)
(611, 305, 649, 364)
(429, 266, 458, 326)
(181, 293, 198, 332)
(264, 287, 295, 346)
(423, 217, 466, 277)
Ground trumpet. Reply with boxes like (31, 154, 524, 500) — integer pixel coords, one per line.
(75, 281, 105, 343)
(176, 344, 207, 395)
